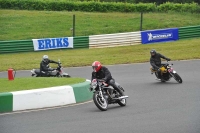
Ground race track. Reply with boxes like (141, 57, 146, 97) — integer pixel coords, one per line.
(0, 60, 200, 133)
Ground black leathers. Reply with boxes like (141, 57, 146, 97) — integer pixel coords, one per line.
(91, 66, 121, 93)
(150, 53, 168, 70)
(40, 59, 58, 76)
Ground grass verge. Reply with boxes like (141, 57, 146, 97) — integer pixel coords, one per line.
(0, 77, 86, 93)
(0, 38, 199, 72)
(0, 37, 199, 93)
(0, 9, 199, 93)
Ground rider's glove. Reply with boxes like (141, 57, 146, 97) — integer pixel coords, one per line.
(157, 68, 161, 73)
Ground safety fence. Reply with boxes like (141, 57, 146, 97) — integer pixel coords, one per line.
(0, 25, 199, 54)
(73, 36, 89, 49)
(0, 40, 33, 54)
(89, 31, 141, 48)
(178, 25, 200, 39)
(0, 36, 89, 54)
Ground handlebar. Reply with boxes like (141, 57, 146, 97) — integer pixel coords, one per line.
(93, 79, 105, 82)
(97, 79, 105, 82)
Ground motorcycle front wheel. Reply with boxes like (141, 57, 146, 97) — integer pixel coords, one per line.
(172, 73, 183, 83)
(93, 92, 108, 111)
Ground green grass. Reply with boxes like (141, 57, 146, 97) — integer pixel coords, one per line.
(0, 9, 200, 93)
(0, 9, 200, 41)
(0, 77, 85, 93)
(1, 37, 199, 93)
(0, 38, 199, 72)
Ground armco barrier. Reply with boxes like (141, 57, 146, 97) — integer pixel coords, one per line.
(0, 25, 199, 54)
(179, 25, 200, 39)
(73, 36, 89, 49)
(89, 31, 141, 48)
(0, 36, 89, 54)
(0, 80, 92, 113)
(0, 40, 34, 54)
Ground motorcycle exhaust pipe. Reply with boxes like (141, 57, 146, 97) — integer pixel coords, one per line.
(113, 96, 129, 100)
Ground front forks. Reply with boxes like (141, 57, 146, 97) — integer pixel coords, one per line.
(98, 89, 105, 101)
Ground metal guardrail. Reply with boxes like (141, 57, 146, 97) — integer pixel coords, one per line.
(89, 31, 141, 48)
(0, 40, 34, 54)
(0, 37, 89, 54)
(178, 25, 200, 39)
(73, 36, 89, 49)
(0, 25, 199, 54)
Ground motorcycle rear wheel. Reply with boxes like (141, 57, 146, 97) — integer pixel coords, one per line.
(93, 92, 108, 111)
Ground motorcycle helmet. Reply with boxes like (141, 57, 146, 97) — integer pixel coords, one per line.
(42, 55, 49, 63)
(150, 49, 156, 57)
(92, 61, 102, 72)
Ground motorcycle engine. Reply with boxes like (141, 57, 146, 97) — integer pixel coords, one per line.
(103, 91, 109, 99)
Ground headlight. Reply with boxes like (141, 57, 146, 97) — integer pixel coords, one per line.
(91, 82, 97, 89)
(91, 79, 98, 90)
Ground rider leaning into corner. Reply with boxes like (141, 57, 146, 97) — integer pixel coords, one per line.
(40, 55, 60, 76)
(150, 49, 171, 80)
(91, 61, 124, 96)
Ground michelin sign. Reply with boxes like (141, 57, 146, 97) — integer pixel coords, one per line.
(32, 37, 73, 51)
(141, 28, 178, 44)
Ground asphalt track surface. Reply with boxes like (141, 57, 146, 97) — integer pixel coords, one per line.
(0, 60, 200, 133)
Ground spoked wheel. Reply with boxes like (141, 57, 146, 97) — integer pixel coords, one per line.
(171, 73, 183, 83)
(117, 91, 126, 106)
(93, 92, 108, 111)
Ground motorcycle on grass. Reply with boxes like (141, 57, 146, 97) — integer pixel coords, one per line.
(31, 59, 71, 78)
(150, 61, 182, 83)
(90, 79, 128, 111)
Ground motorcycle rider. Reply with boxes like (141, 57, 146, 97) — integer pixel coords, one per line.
(40, 55, 59, 77)
(91, 61, 124, 97)
(150, 49, 171, 80)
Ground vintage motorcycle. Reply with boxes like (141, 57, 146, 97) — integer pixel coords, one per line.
(31, 59, 71, 78)
(90, 79, 128, 111)
(150, 61, 182, 83)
